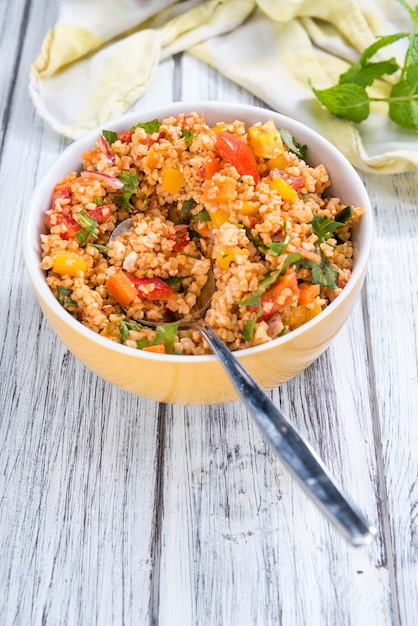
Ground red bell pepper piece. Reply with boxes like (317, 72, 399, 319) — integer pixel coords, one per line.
(129, 276, 175, 300)
(216, 132, 259, 184)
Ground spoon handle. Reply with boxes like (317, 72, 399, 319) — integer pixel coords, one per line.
(194, 320, 376, 546)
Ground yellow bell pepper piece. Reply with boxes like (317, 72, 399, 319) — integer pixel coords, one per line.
(237, 201, 259, 216)
(211, 123, 227, 133)
(248, 119, 283, 158)
(52, 252, 87, 276)
(267, 154, 289, 170)
(216, 246, 245, 270)
(161, 167, 184, 194)
(208, 208, 229, 228)
(269, 176, 298, 201)
(143, 147, 159, 169)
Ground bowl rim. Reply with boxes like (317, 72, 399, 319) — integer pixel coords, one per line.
(22, 100, 374, 363)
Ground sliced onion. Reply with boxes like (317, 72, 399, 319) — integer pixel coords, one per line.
(98, 135, 115, 164)
(80, 170, 123, 190)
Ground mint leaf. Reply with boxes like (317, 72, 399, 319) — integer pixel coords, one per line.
(278, 128, 307, 160)
(153, 321, 179, 354)
(102, 129, 118, 144)
(298, 257, 339, 289)
(310, 1, 418, 132)
(359, 33, 409, 63)
(132, 119, 161, 134)
(192, 209, 211, 223)
(339, 59, 399, 87)
(389, 80, 418, 129)
(311, 84, 370, 123)
(311, 257, 339, 289)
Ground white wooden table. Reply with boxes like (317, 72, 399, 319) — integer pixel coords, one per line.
(1, 2, 417, 625)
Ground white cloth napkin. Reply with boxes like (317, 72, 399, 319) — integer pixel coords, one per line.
(30, 0, 418, 173)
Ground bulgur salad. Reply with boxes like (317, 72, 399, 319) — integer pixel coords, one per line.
(40, 112, 363, 355)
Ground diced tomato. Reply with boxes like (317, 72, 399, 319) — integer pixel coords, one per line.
(138, 135, 157, 148)
(82, 148, 100, 162)
(298, 283, 320, 305)
(46, 212, 80, 240)
(51, 184, 71, 210)
(87, 204, 111, 223)
(216, 132, 259, 184)
(167, 229, 190, 252)
(271, 169, 304, 192)
(129, 276, 174, 300)
(118, 130, 133, 143)
(258, 269, 299, 321)
(198, 158, 220, 180)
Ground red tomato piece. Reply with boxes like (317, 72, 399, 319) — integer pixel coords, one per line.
(272, 169, 304, 192)
(258, 269, 299, 321)
(118, 130, 133, 143)
(129, 276, 174, 300)
(87, 204, 111, 223)
(167, 230, 190, 252)
(51, 184, 71, 210)
(216, 132, 259, 184)
(46, 212, 80, 240)
(198, 158, 220, 180)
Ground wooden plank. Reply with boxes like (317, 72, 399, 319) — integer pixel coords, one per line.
(362, 171, 418, 626)
(154, 53, 394, 626)
(0, 5, 173, 625)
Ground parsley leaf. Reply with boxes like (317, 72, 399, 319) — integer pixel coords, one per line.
(102, 129, 118, 144)
(75, 209, 99, 245)
(90, 243, 110, 254)
(278, 128, 307, 160)
(181, 198, 197, 215)
(258, 232, 291, 257)
(335, 205, 353, 223)
(132, 119, 161, 134)
(114, 171, 140, 213)
(311, 215, 344, 243)
(192, 209, 211, 223)
(181, 128, 194, 149)
(57, 286, 78, 310)
(93, 196, 107, 206)
(119, 319, 144, 343)
(243, 319, 256, 341)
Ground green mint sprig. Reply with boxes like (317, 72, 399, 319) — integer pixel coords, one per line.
(311, 0, 418, 132)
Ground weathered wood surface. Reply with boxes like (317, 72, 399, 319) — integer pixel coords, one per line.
(0, 2, 417, 625)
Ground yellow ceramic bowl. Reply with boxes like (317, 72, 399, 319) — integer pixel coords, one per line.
(23, 102, 373, 404)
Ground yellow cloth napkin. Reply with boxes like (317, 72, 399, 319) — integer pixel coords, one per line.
(30, 0, 418, 173)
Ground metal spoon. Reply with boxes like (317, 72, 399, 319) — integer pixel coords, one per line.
(110, 219, 376, 545)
